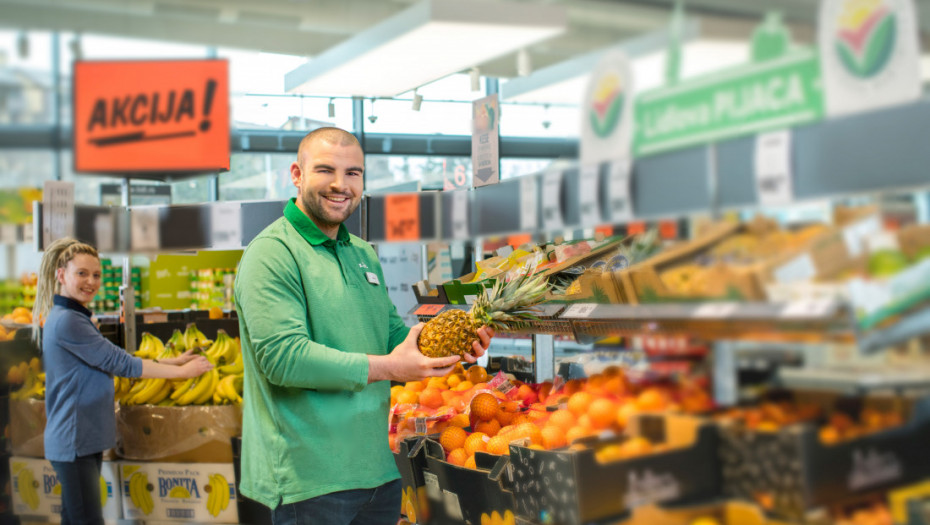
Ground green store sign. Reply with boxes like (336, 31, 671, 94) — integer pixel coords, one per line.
(634, 50, 824, 157)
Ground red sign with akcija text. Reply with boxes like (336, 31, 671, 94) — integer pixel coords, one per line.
(73, 59, 230, 174)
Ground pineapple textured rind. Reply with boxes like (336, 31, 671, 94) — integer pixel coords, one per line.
(417, 269, 549, 358)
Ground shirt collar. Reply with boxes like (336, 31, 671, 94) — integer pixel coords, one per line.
(283, 198, 350, 247)
(53, 294, 93, 318)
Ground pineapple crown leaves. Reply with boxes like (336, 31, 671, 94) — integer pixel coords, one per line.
(471, 265, 552, 331)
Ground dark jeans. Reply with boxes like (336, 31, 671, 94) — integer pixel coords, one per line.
(50, 452, 104, 525)
(271, 479, 401, 525)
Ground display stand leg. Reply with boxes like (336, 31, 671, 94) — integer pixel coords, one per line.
(712, 341, 737, 406)
(532, 334, 554, 383)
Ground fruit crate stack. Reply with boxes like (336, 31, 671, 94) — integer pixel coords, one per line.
(91, 259, 142, 312)
(189, 267, 236, 311)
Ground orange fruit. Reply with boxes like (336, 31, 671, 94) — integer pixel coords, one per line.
(548, 409, 576, 432)
(618, 437, 652, 458)
(514, 422, 543, 446)
(486, 435, 511, 456)
(419, 387, 443, 409)
(447, 374, 463, 388)
(474, 418, 501, 437)
(452, 380, 474, 392)
(464, 432, 489, 456)
(565, 425, 595, 444)
(447, 448, 468, 466)
(466, 365, 489, 384)
(587, 398, 618, 430)
(439, 426, 468, 453)
(537, 382, 553, 403)
(585, 375, 607, 395)
(464, 455, 477, 470)
(470, 392, 499, 421)
(616, 402, 638, 428)
(636, 388, 667, 412)
(396, 390, 419, 406)
(496, 401, 520, 425)
(208, 306, 223, 319)
(510, 414, 533, 427)
(567, 391, 594, 416)
(405, 381, 425, 393)
(540, 425, 567, 450)
(427, 377, 449, 391)
(819, 425, 840, 445)
(576, 414, 593, 430)
(449, 414, 470, 428)
(563, 379, 583, 395)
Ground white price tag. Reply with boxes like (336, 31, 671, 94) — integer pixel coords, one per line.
(211, 202, 242, 249)
(130, 207, 160, 251)
(94, 213, 115, 252)
(22, 222, 34, 245)
(780, 298, 835, 318)
(451, 190, 469, 239)
(693, 302, 739, 318)
(423, 472, 441, 502)
(442, 490, 464, 521)
(842, 215, 882, 258)
(0, 224, 17, 244)
(608, 158, 633, 222)
(562, 303, 597, 318)
(541, 170, 564, 231)
(519, 176, 538, 231)
(578, 164, 600, 227)
(754, 130, 793, 207)
(774, 253, 817, 284)
(43, 180, 75, 246)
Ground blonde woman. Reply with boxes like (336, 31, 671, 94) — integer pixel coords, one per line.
(33, 238, 212, 525)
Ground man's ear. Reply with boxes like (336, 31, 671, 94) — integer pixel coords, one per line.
(290, 161, 302, 188)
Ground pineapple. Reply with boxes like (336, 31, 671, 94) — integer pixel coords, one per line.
(418, 269, 550, 358)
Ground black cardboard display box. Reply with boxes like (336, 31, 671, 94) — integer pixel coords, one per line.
(718, 396, 930, 521)
(508, 414, 721, 525)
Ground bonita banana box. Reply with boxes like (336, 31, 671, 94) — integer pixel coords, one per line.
(10, 457, 125, 520)
(10, 456, 61, 518)
(120, 461, 237, 523)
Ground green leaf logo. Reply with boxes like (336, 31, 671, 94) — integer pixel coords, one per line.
(588, 72, 624, 139)
(589, 94, 624, 139)
(835, 3, 896, 79)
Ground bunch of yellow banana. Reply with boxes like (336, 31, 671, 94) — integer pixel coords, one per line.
(183, 323, 212, 352)
(121, 378, 173, 405)
(170, 368, 220, 406)
(205, 330, 240, 366)
(212, 373, 243, 405)
(10, 358, 45, 401)
(205, 473, 231, 517)
(13, 463, 39, 511)
(128, 471, 154, 515)
(114, 376, 133, 399)
(133, 332, 165, 359)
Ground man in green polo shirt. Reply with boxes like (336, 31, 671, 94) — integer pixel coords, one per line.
(234, 127, 492, 525)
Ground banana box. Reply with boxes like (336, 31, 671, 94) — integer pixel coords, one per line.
(99, 460, 123, 520)
(10, 456, 60, 518)
(120, 462, 237, 523)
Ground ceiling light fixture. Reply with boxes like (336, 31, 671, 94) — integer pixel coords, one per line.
(501, 20, 700, 105)
(70, 34, 83, 60)
(517, 48, 532, 77)
(17, 32, 29, 59)
(328, 98, 336, 118)
(285, 0, 566, 98)
(411, 89, 423, 111)
(470, 67, 481, 92)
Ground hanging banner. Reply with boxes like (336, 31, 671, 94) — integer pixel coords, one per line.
(635, 49, 823, 157)
(819, 0, 922, 117)
(581, 50, 635, 165)
(73, 59, 230, 174)
(472, 94, 500, 187)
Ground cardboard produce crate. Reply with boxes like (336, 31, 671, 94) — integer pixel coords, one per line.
(508, 414, 721, 525)
(9, 398, 45, 458)
(120, 461, 237, 522)
(620, 500, 795, 525)
(394, 436, 435, 525)
(718, 396, 930, 521)
(422, 438, 516, 525)
(115, 404, 242, 463)
(10, 457, 123, 521)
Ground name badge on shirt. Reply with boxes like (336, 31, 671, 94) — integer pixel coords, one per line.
(366, 272, 380, 285)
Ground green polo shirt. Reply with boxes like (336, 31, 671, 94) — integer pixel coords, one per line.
(234, 199, 410, 508)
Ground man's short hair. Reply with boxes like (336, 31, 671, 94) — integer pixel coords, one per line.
(298, 127, 362, 163)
